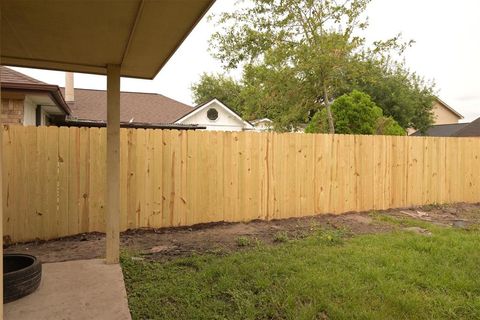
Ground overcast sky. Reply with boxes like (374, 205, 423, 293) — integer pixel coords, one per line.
(11, 0, 480, 122)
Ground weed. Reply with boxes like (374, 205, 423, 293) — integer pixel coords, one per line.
(314, 229, 344, 245)
(236, 236, 250, 247)
(236, 236, 261, 247)
(273, 231, 289, 243)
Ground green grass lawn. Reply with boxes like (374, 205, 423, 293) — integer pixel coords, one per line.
(121, 220, 480, 320)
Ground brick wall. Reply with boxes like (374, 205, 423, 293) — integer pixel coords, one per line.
(1, 94, 25, 125)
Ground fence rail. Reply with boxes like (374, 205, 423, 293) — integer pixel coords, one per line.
(2, 125, 479, 242)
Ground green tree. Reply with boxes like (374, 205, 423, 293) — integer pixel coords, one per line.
(191, 73, 244, 113)
(194, 0, 435, 132)
(210, 0, 383, 133)
(241, 63, 312, 130)
(305, 90, 405, 136)
(376, 116, 406, 136)
(343, 61, 435, 132)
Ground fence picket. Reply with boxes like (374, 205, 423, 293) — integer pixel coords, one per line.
(2, 126, 480, 242)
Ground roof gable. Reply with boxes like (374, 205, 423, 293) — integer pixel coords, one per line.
(435, 97, 463, 119)
(175, 98, 253, 128)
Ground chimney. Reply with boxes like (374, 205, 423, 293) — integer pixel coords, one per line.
(65, 72, 75, 102)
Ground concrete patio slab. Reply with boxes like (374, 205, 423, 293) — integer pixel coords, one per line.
(4, 259, 131, 320)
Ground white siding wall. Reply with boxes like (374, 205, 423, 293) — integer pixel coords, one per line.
(23, 98, 50, 126)
(23, 97, 36, 126)
(178, 101, 246, 131)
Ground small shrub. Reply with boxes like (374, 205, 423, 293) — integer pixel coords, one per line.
(236, 236, 250, 247)
(368, 210, 379, 217)
(236, 236, 262, 247)
(273, 231, 289, 243)
(315, 229, 344, 245)
(308, 220, 320, 231)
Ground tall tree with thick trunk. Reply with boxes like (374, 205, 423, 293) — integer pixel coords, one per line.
(211, 0, 374, 133)
(195, 0, 434, 132)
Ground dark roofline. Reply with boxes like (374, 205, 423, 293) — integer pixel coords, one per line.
(1, 82, 72, 115)
(410, 122, 469, 137)
(174, 97, 254, 127)
(173, 99, 207, 121)
(54, 117, 204, 130)
(418, 122, 468, 128)
(451, 117, 480, 137)
(61, 86, 193, 100)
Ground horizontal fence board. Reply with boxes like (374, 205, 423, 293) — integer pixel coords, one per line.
(2, 125, 480, 243)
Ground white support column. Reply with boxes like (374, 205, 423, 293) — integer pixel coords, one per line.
(106, 64, 121, 264)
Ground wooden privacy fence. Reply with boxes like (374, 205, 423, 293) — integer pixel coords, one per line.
(2, 125, 480, 243)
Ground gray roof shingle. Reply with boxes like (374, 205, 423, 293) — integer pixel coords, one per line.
(411, 123, 469, 137)
(452, 117, 480, 137)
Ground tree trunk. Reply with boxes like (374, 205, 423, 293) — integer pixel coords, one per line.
(323, 85, 335, 133)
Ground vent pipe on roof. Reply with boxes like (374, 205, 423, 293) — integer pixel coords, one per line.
(65, 72, 75, 102)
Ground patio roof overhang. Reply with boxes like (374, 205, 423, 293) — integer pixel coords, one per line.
(0, 1, 216, 316)
(1, 0, 214, 79)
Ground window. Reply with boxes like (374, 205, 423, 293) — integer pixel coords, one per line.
(207, 108, 218, 121)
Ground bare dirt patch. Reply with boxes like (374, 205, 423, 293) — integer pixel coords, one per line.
(5, 203, 480, 263)
(391, 202, 480, 228)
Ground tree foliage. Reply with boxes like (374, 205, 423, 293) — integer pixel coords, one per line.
(305, 90, 405, 135)
(191, 0, 435, 133)
(343, 61, 435, 132)
(191, 73, 244, 113)
(375, 116, 406, 136)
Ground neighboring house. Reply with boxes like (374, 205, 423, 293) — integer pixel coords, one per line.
(409, 97, 464, 136)
(251, 118, 273, 132)
(453, 118, 480, 137)
(411, 123, 469, 137)
(63, 73, 252, 131)
(60, 86, 200, 129)
(411, 117, 480, 137)
(0, 67, 71, 125)
(452, 117, 480, 137)
(176, 98, 253, 131)
(432, 97, 463, 125)
(0, 68, 254, 131)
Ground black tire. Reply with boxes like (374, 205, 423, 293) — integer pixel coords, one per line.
(4, 254, 42, 304)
